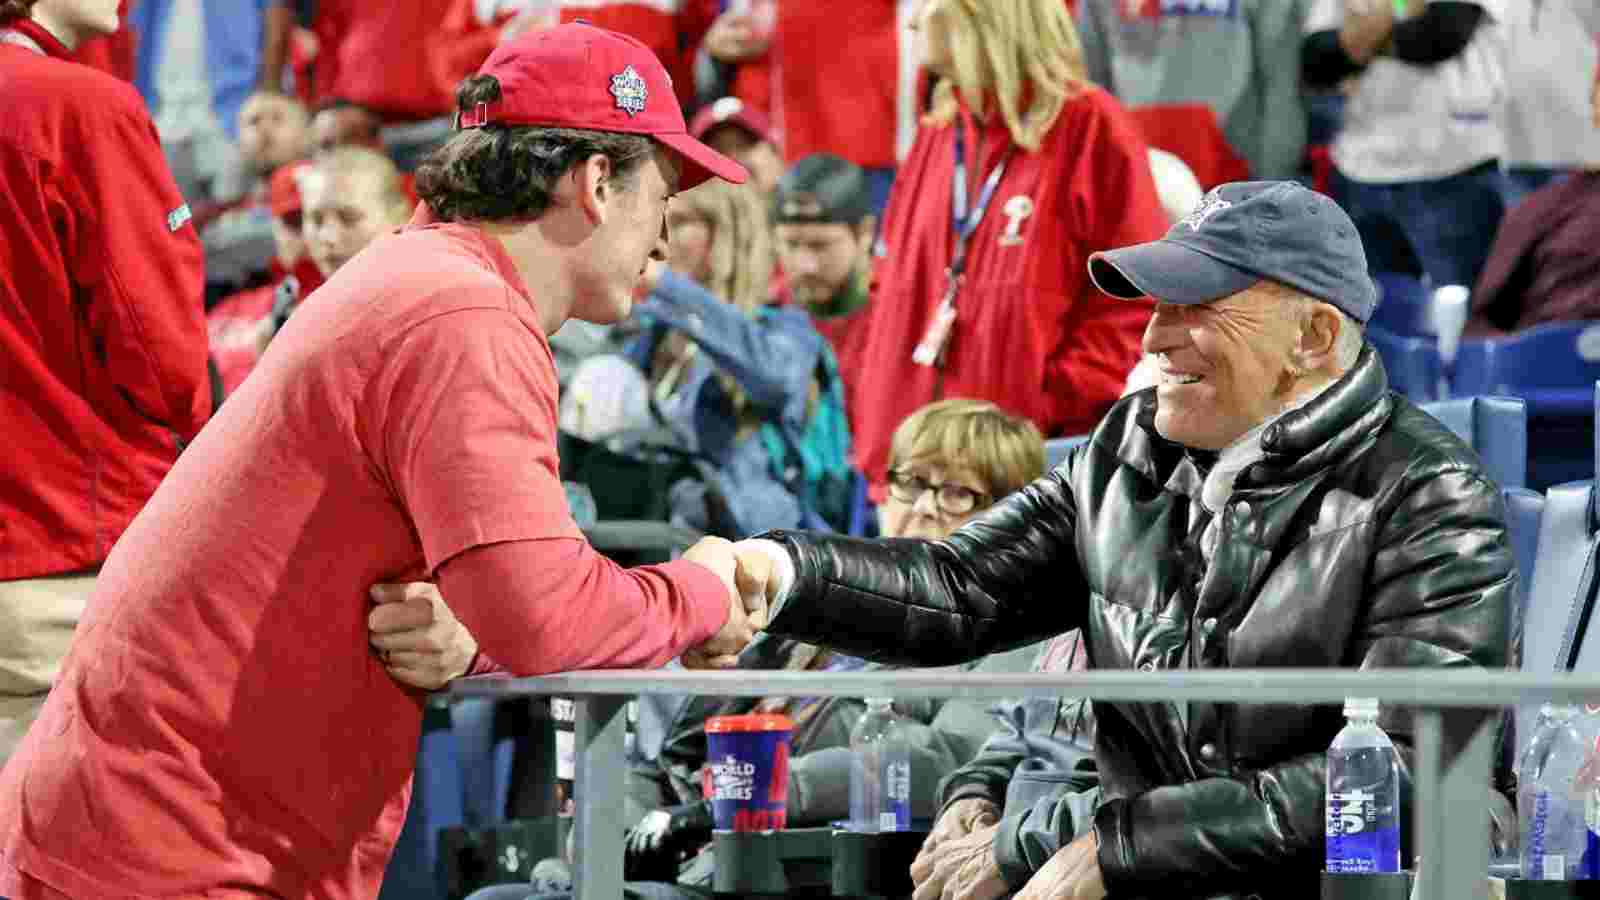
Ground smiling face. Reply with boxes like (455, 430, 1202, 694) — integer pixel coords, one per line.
(1140, 283, 1311, 450)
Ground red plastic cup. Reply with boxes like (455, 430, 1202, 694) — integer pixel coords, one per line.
(702, 713, 793, 832)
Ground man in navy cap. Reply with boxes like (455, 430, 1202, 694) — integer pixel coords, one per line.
(729, 181, 1513, 900)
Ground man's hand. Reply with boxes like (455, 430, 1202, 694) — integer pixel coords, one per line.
(910, 819, 1007, 900)
(1339, 0, 1394, 65)
(368, 582, 477, 690)
(703, 10, 771, 63)
(1014, 832, 1106, 900)
(681, 537, 766, 668)
(916, 798, 1000, 863)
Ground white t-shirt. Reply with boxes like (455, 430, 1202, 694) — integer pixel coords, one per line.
(1498, 0, 1600, 168)
(1307, 0, 1508, 183)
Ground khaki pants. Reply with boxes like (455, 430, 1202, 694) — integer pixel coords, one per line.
(0, 573, 93, 766)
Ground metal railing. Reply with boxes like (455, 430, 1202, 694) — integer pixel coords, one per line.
(455, 668, 1600, 900)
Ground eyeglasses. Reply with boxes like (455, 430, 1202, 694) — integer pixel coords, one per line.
(886, 469, 989, 517)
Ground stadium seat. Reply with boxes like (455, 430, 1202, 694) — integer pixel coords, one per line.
(381, 700, 467, 900)
(1045, 435, 1090, 470)
(1452, 327, 1600, 488)
(1418, 396, 1527, 489)
(1502, 487, 1545, 637)
(1519, 477, 1598, 746)
(1369, 271, 1434, 337)
(1370, 326, 1444, 402)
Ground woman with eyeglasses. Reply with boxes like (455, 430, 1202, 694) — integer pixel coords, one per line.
(880, 398, 1042, 540)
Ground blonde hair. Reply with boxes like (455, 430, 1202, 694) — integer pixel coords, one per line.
(889, 399, 1046, 500)
(673, 180, 775, 315)
(922, 0, 1089, 151)
(311, 146, 412, 225)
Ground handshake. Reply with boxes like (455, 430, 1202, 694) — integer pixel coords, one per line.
(679, 536, 782, 669)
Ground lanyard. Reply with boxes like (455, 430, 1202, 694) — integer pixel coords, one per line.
(949, 123, 1013, 287)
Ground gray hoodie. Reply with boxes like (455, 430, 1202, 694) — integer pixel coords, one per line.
(1076, 0, 1308, 181)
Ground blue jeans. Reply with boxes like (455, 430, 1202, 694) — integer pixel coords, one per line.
(1329, 161, 1509, 288)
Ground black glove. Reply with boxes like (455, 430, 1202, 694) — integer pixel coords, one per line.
(623, 800, 714, 882)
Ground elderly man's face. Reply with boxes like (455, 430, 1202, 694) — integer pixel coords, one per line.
(1140, 283, 1305, 451)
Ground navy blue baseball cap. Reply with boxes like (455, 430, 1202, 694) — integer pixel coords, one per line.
(1087, 181, 1377, 324)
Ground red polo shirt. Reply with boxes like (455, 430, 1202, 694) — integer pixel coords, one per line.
(0, 212, 728, 899)
(847, 88, 1168, 502)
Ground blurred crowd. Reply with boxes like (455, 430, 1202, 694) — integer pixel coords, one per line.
(3, 0, 1599, 898)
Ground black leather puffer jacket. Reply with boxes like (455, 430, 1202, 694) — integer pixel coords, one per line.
(760, 346, 1513, 900)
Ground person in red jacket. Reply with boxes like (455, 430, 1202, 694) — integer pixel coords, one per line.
(0, 22, 756, 900)
(844, 0, 1168, 506)
(0, 0, 211, 766)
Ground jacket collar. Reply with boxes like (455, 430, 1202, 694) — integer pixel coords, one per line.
(1250, 343, 1392, 484)
(0, 19, 71, 59)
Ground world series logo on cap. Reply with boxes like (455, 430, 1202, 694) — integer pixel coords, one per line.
(610, 65, 648, 117)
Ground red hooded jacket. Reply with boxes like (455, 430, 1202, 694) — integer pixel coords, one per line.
(0, 19, 210, 580)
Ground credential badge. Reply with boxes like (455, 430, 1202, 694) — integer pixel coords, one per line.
(609, 65, 648, 118)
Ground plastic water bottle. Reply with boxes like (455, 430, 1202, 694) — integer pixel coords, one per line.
(1520, 704, 1591, 880)
(849, 698, 910, 833)
(1326, 697, 1402, 873)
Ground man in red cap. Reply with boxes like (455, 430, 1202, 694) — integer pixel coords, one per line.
(0, 23, 756, 900)
(205, 159, 324, 398)
(689, 95, 784, 197)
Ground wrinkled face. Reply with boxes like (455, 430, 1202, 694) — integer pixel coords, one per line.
(910, 0, 955, 77)
(775, 221, 868, 310)
(571, 148, 677, 325)
(666, 207, 713, 284)
(705, 126, 784, 197)
(31, 0, 120, 45)
(300, 169, 404, 277)
(878, 461, 990, 540)
(239, 94, 309, 176)
(1140, 285, 1303, 450)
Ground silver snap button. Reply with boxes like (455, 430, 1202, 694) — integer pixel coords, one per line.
(1138, 660, 1156, 672)
(1234, 500, 1251, 519)
(1200, 742, 1218, 760)
(1202, 617, 1219, 632)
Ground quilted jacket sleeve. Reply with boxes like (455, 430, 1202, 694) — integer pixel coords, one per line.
(760, 465, 1090, 666)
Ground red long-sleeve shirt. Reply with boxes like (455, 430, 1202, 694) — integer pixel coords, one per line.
(0, 19, 210, 580)
(0, 212, 727, 900)
(847, 88, 1168, 503)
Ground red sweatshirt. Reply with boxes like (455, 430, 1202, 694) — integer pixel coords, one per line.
(0, 19, 210, 581)
(773, 1, 905, 168)
(848, 88, 1168, 503)
(310, 0, 504, 120)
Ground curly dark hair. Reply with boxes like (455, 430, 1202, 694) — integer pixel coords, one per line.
(414, 74, 655, 223)
(0, 0, 39, 24)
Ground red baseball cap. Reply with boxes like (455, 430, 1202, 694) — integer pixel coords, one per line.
(460, 22, 747, 190)
(689, 96, 776, 147)
(267, 160, 311, 220)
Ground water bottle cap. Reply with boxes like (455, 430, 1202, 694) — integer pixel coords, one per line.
(1343, 697, 1379, 719)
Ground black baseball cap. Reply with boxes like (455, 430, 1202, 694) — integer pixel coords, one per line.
(773, 153, 873, 225)
(1088, 181, 1377, 324)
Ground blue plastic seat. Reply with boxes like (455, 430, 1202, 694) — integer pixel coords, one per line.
(1370, 326, 1444, 402)
(1418, 396, 1527, 489)
(1045, 434, 1090, 470)
(1369, 271, 1434, 337)
(1452, 326, 1600, 489)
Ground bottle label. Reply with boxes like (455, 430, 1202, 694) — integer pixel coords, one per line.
(1326, 788, 1400, 873)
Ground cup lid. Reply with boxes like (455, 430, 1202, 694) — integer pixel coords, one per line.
(705, 713, 794, 733)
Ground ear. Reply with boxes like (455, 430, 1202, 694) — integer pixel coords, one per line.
(572, 153, 616, 225)
(1295, 302, 1342, 374)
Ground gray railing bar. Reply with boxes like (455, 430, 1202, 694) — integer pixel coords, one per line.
(572, 695, 627, 900)
(455, 667, 1600, 708)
